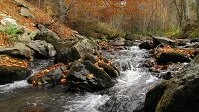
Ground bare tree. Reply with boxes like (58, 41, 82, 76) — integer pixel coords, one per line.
(197, 0, 199, 22)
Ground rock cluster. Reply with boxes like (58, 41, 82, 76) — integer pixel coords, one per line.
(0, 14, 119, 92)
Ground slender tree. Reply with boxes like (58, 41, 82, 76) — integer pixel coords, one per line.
(197, 0, 199, 22)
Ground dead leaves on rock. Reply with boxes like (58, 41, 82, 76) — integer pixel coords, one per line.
(155, 45, 197, 58)
(0, 55, 28, 68)
(0, 33, 11, 47)
(35, 63, 66, 78)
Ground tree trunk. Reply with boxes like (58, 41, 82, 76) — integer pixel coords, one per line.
(182, 0, 190, 22)
(197, 0, 199, 22)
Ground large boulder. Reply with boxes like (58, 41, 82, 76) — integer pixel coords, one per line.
(152, 36, 177, 48)
(67, 60, 115, 92)
(0, 55, 30, 85)
(33, 26, 75, 51)
(0, 42, 34, 59)
(55, 39, 97, 63)
(156, 52, 191, 64)
(144, 55, 199, 112)
(155, 46, 198, 64)
(27, 40, 56, 58)
(0, 17, 18, 27)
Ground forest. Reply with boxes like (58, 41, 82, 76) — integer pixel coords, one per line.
(0, 0, 199, 112)
(26, 0, 199, 38)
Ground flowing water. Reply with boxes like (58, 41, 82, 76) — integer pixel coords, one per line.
(0, 46, 160, 112)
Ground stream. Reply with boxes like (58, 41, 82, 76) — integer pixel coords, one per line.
(0, 46, 161, 112)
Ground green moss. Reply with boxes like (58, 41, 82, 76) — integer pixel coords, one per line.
(156, 79, 181, 112)
(1, 25, 23, 37)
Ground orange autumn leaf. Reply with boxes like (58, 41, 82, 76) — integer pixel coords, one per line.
(0, 55, 29, 68)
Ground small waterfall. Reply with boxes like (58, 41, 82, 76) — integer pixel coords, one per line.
(62, 46, 160, 112)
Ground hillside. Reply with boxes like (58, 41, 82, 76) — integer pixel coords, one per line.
(0, 0, 73, 41)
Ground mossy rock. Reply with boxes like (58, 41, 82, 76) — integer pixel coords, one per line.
(145, 55, 199, 112)
(0, 66, 31, 85)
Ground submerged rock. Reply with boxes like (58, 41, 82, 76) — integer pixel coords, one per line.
(0, 55, 30, 85)
(144, 55, 199, 112)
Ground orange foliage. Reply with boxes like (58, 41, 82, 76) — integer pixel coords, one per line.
(0, 0, 73, 39)
(67, 0, 145, 22)
(0, 0, 36, 31)
(0, 32, 11, 47)
(156, 46, 197, 57)
(0, 55, 29, 68)
(35, 63, 67, 78)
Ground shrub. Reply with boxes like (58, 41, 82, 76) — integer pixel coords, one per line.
(4, 25, 23, 36)
(181, 23, 199, 39)
(67, 19, 124, 39)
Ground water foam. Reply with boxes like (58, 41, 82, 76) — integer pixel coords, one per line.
(0, 80, 29, 93)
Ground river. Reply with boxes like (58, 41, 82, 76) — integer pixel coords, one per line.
(0, 46, 160, 112)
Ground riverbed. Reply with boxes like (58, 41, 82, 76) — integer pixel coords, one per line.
(0, 46, 161, 112)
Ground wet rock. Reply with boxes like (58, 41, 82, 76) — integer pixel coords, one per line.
(142, 58, 156, 68)
(67, 60, 115, 92)
(176, 39, 190, 46)
(82, 53, 97, 64)
(0, 42, 34, 59)
(98, 62, 119, 78)
(55, 39, 96, 63)
(0, 55, 30, 85)
(184, 42, 199, 48)
(139, 41, 152, 50)
(27, 63, 68, 86)
(149, 65, 168, 73)
(160, 71, 173, 80)
(190, 38, 199, 43)
(156, 52, 191, 64)
(152, 36, 176, 48)
(144, 55, 199, 112)
(27, 40, 56, 58)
